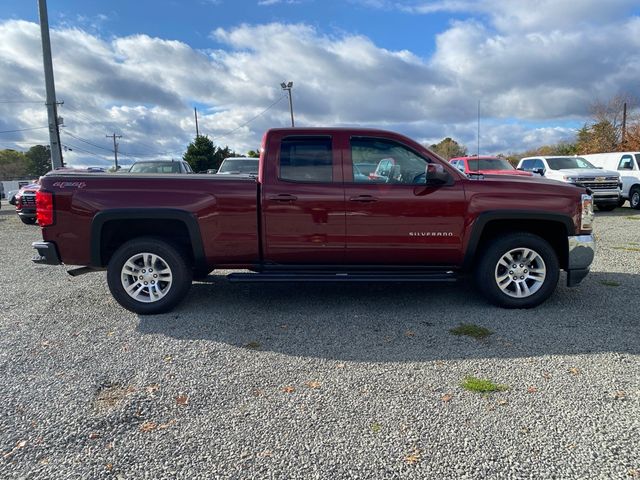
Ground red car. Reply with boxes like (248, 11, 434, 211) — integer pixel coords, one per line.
(33, 127, 594, 314)
(15, 183, 41, 225)
(450, 156, 534, 177)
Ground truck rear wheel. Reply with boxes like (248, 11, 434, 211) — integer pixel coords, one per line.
(107, 237, 192, 315)
(475, 232, 559, 309)
(20, 217, 37, 225)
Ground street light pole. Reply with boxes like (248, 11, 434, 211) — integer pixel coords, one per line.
(280, 81, 295, 127)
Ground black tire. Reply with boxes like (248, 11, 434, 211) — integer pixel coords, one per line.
(596, 204, 616, 212)
(20, 216, 37, 225)
(617, 198, 626, 208)
(475, 232, 559, 309)
(107, 237, 192, 315)
(630, 187, 640, 210)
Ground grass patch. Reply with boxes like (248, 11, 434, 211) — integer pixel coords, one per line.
(244, 341, 261, 350)
(461, 376, 508, 393)
(450, 323, 493, 339)
(613, 246, 640, 252)
(625, 216, 640, 221)
(600, 280, 621, 287)
(370, 422, 382, 434)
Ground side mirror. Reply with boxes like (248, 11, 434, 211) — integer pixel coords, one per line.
(426, 163, 451, 185)
(533, 168, 545, 175)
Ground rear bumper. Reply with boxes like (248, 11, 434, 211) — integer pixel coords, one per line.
(32, 241, 62, 265)
(566, 235, 595, 287)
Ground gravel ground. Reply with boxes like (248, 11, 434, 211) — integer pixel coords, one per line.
(0, 200, 639, 479)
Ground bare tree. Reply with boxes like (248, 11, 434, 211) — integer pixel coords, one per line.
(577, 93, 640, 153)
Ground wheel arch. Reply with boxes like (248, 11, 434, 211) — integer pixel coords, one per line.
(90, 209, 206, 268)
(463, 211, 575, 271)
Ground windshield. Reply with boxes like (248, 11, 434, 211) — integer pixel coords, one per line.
(467, 158, 514, 171)
(546, 157, 595, 170)
(218, 158, 259, 174)
(129, 162, 182, 173)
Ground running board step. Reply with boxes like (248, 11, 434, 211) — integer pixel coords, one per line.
(227, 272, 457, 283)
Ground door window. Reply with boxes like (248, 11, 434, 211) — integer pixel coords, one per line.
(279, 137, 333, 183)
(351, 137, 429, 184)
(619, 155, 634, 170)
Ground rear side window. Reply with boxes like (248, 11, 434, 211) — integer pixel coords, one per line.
(279, 137, 333, 183)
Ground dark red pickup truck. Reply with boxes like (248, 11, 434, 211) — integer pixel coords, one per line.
(33, 128, 595, 314)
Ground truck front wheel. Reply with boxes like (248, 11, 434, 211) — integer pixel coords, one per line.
(107, 237, 192, 315)
(475, 233, 559, 309)
(630, 187, 640, 210)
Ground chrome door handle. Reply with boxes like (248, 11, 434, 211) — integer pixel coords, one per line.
(349, 195, 378, 203)
(268, 194, 298, 202)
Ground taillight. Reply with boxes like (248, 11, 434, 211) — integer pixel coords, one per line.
(36, 190, 54, 226)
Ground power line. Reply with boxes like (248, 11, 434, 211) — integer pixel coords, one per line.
(0, 100, 45, 104)
(61, 104, 176, 156)
(0, 126, 49, 134)
(62, 142, 107, 160)
(63, 130, 113, 152)
(212, 95, 286, 142)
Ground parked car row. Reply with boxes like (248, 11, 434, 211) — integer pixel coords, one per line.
(122, 158, 258, 176)
(446, 152, 638, 211)
(516, 156, 622, 211)
(580, 151, 640, 209)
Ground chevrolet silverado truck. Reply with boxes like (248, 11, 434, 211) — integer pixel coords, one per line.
(517, 156, 621, 211)
(16, 183, 41, 225)
(32, 128, 596, 314)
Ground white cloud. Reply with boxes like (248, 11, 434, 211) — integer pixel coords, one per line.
(0, 5, 639, 167)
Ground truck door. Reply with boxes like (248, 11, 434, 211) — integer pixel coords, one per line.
(261, 132, 345, 264)
(343, 136, 466, 265)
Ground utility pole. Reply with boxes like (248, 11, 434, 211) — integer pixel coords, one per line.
(280, 81, 295, 127)
(476, 100, 480, 158)
(194, 107, 200, 137)
(106, 133, 122, 171)
(622, 102, 627, 145)
(37, 0, 64, 169)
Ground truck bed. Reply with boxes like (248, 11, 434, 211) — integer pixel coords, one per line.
(40, 173, 260, 268)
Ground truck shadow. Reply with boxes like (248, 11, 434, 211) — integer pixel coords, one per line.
(136, 271, 640, 362)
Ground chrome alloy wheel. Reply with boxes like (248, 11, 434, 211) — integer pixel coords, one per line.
(494, 247, 546, 298)
(120, 252, 173, 303)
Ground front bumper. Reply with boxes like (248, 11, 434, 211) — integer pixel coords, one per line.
(566, 234, 595, 287)
(32, 241, 62, 265)
(18, 208, 36, 218)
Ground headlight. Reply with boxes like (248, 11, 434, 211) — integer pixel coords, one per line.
(581, 194, 594, 231)
(564, 176, 579, 182)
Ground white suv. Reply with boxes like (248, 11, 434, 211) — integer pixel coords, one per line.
(517, 156, 622, 211)
(580, 152, 640, 209)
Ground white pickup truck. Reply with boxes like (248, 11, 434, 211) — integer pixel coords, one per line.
(517, 156, 622, 211)
(580, 152, 640, 209)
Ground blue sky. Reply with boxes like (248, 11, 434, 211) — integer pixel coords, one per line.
(1, 1, 639, 167)
(1, 1, 460, 55)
